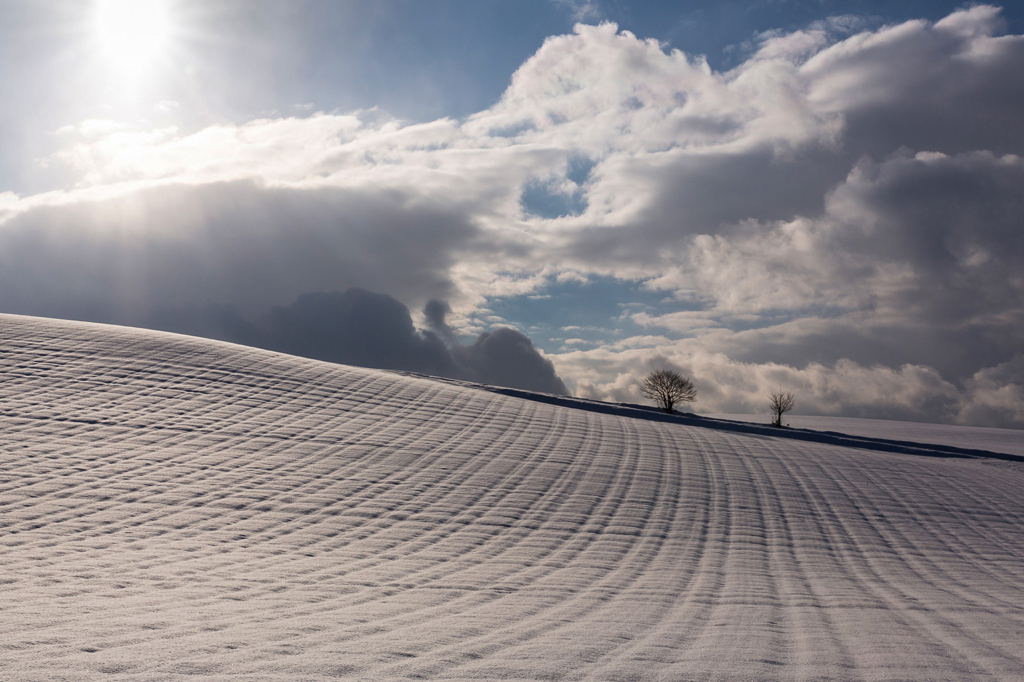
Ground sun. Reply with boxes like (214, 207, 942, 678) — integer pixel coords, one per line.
(94, 0, 173, 77)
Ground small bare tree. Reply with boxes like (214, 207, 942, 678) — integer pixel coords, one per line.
(768, 390, 795, 427)
(640, 370, 697, 413)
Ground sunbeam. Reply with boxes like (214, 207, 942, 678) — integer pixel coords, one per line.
(94, 0, 173, 82)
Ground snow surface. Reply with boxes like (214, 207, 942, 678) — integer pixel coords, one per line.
(708, 414, 1024, 458)
(1, 314, 1023, 681)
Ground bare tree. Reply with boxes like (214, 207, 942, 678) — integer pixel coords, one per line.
(640, 370, 697, 413)
(768, 390, 795, 427)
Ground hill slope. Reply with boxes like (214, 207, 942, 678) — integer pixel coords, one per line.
(707, 413, 1024, 458)
(1, 315, 1022, 680)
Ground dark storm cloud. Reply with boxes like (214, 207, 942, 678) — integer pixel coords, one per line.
(158, 289, 568, 394)
(423, 299, 456, 342)
(259, 289, 457, 377)
(453, 327, 569, 395)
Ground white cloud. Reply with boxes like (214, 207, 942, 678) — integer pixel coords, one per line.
(0, 7, 1022, 426)
(958, 356, 1024, 426)
(557, 346, 964, 423)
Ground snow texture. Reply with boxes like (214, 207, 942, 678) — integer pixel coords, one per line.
(1, 314, 1022, 680)
(709, 414, 1024, 459)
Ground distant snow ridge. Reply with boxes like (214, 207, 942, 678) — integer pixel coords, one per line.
(1, 314, 1022, 680)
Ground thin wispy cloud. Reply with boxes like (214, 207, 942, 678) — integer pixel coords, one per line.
(552, 0, 604, 22)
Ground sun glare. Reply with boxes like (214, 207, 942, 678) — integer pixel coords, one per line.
(94, 0, 172, 77)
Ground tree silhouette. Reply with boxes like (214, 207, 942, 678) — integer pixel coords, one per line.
(768, 390, 796, 427)
(640, 370, 697, 413)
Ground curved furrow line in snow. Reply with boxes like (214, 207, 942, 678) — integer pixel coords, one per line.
(332, 400, 566, 581)
(844, 453, 1024, 612)
(730, 432, 861, 678)
(427, 418, 675, 676)
(405, 419, 702, 680)
(821, 450, 1021, 606)
(591, 422, 736, 677)
(223, 388, 496, 547)
(550, 421, 710, 680)
(2, 315, 1024, 679)
(816, 453, 1024, 674)
(370, 414, 673, 678)
(893, 458, 1024, 584)
(369, 415, 647, 675)
(240, 405, 602, 667)
(935, 463, 1024, 586)
(753, 442, 953, 676)
(404, 409, 605, 591)
(760, 441, 895, 671)
(797, 448, 1024, 608)
(245, 396, 590, 636)
(780, 447, 1013, 678)
(668, 429, 794, 676)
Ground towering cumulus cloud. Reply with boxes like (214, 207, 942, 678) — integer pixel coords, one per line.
(0, 6, 1021, 425)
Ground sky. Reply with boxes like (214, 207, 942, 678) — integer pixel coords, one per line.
(0, 0, 1022, 427)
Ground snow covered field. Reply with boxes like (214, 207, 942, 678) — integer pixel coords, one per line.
(707, 414, 1024, 458)
(2, 315, 1023, 680)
